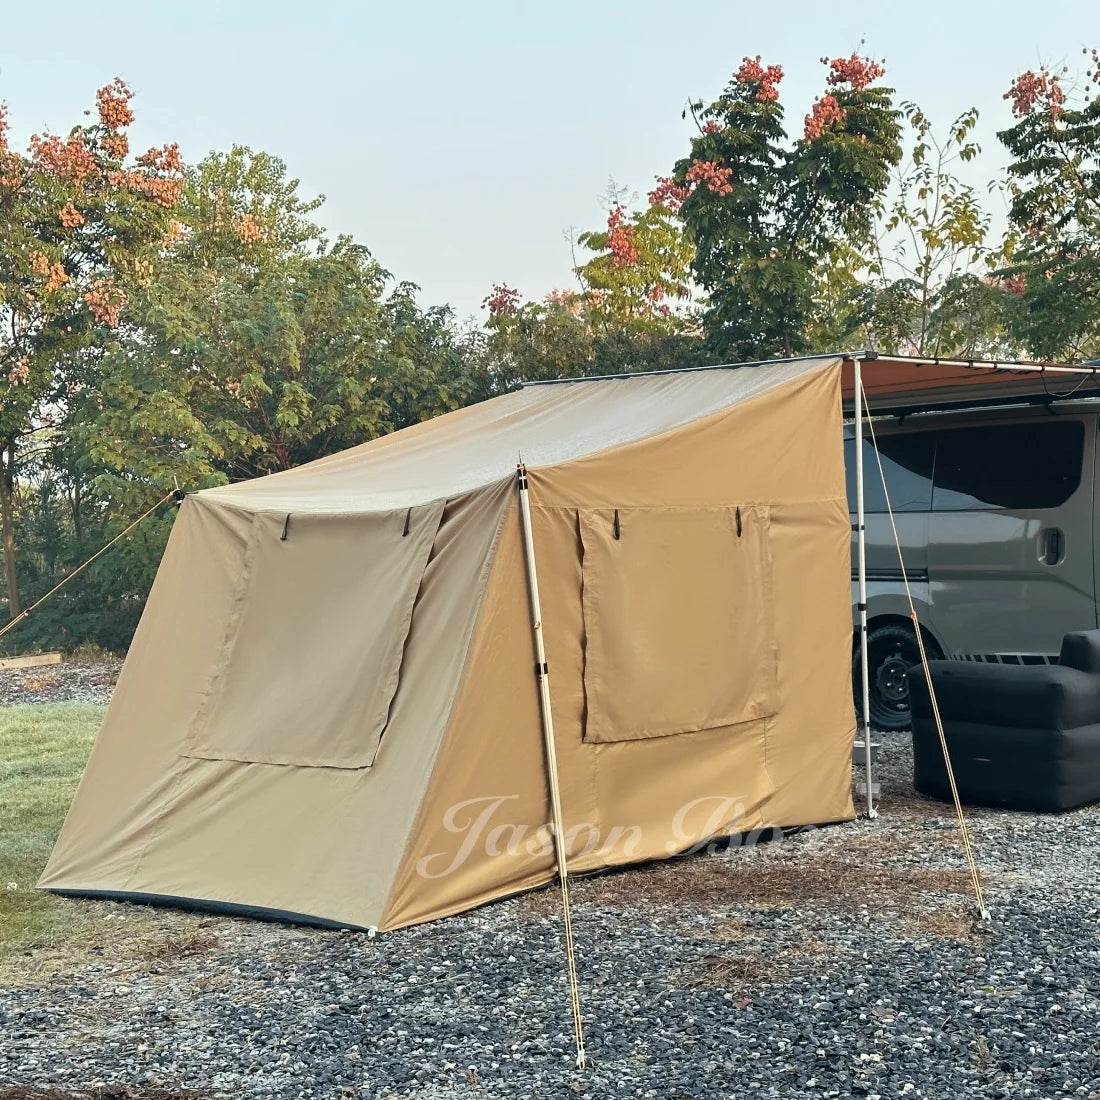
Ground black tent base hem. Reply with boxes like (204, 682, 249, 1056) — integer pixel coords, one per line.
(45, 889, 373, 933)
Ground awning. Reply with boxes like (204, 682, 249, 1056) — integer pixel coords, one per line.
(525, 353, 1100, 418)
(840, 355, 1100, 417)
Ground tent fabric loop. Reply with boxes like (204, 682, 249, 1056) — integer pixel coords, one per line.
(612, 509, 620, 540)
(735, 506, 743, 538)
(280, 514, 291, 541)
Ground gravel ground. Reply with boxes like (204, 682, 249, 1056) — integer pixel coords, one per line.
(2, 666, 1099, 1099)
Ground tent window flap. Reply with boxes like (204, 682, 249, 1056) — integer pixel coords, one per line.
(579, 505, 778, 743)
(183, 502, 444, 769)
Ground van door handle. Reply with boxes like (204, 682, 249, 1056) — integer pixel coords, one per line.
(1040, 527, 1065, 566)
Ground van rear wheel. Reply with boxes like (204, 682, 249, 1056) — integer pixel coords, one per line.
(854, 622, 940, 732)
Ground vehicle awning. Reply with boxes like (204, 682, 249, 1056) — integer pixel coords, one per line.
(840, 355, 1100, 417)
(522, 352, 1100, 418)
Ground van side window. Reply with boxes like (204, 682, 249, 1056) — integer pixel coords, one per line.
(932, 422, 1084, 511)
(844, 433, 935, 513)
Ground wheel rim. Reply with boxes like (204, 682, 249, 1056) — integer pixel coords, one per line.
(862, 634, 921, 728)
(876, 648, 910, 706)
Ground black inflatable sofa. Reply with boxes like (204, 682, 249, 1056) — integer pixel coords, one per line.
(907, 630, 1100, 812)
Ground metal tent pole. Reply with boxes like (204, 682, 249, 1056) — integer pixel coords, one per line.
(515, 464, 587, 1069)
(853, 358, 876, 818)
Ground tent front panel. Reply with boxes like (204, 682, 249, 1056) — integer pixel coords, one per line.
(386, 360, 855, 929)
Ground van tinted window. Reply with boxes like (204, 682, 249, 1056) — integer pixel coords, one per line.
(845, 433, 935, 513)
(932, 421, 1084, 511)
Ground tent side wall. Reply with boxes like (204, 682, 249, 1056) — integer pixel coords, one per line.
(39, 495, 252, 895)
(41, 482, 512, 930)
(384, 361, 854, 930)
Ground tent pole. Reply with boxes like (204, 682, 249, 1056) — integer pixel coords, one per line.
(853, 358, 877, 818)
(515, 464, 587, 1069)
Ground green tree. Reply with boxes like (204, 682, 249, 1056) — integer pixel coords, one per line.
(0, 80, 182, 615)
(574, 192, 693, 322)
(998, 50, 1100, 360)
(673, 53, 903, 359)
(84, 148, 483, 494)
(479, 181, 703, 387)
(480, 283, 705, 389)
(848, 105, 1020, 358)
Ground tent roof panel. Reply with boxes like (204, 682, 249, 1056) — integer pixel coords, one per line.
(200, 356, 838, 512)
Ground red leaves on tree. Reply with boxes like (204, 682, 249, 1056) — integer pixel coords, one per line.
(825, 53, 886, 91)
(648, 176, 689, 213)
(483, 283, 520, 317)
(1005, 69, 1066, 119)
(96, 78, 134, 131)
(6, 357, 30, 386)
(685, 160, 733, 196)
(83, 278, 128, 327)
(804, 94, 846, 141)
(30, 250, 68, 292)
(0, 104, 20, 187)
(606, 204, 640, 267)
(101, 133, 129, 161)
(59, 202, 84, 228)
(28, 132, 98, 183)
(234, 212, 267, 244)
(735, 55, 784, 102)
(136, 143, 183, 174)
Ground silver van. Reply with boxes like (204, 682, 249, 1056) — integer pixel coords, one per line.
(847, 401, 1098, 729)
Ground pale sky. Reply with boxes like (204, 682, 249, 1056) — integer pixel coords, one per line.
(3, 0, 1098, 320)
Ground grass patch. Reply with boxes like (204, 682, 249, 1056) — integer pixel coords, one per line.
(0, 703, 189, 980)
(0, 704, 104, 954)
(0, 704, 238, 986)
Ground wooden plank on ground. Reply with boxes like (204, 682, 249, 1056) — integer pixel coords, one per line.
(0, 651, 63, 670)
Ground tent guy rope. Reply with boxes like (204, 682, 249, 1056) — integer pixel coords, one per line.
(858, 381, 990, 920)
(515, 464, 587, 1068)
(0, 490, 178, 644)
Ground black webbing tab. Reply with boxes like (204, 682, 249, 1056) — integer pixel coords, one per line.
(534, 661, 548, 677)
(613, 509, 620, 540)
(851, 522, 864, 532)
(402, 507, 412, 536)
(735, 506, 742, 537)
(857, 601, 867, 611)
(280, 514, 291, 541)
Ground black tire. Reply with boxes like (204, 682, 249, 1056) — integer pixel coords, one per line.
(853, 622, 941, 732)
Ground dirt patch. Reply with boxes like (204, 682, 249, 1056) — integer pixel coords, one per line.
(899, 900, 980, 941)
(687, 936, 837, 991)
(520, 835, 978, 920)
(141, 925, 219, 962)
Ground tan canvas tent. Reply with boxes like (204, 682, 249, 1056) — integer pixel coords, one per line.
(41, 354, 856, 931)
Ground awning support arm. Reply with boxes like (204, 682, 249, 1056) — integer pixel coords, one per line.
(853, 357, 877, 818)
(515, 464, 587, 1069)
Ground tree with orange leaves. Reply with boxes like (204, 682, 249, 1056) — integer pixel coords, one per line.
(0, 79, 183, 616)
(998, 50, 1100, 359)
